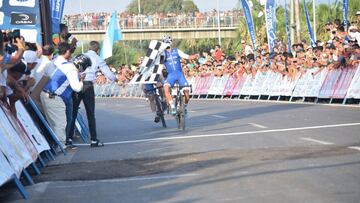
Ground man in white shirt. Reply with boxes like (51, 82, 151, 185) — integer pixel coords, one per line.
(68, 41, 116, 147)
(40, 42, 84, 148)
(30, 45, 56, 91)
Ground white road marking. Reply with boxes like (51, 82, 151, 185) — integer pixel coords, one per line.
(348, 146, 360, 151)
(301, 137, 334, 145)
(77, 122, 360, 146)
(212, 115, 227, 119)
(248, 123, 268, 129)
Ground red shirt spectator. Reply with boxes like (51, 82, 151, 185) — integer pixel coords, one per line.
(214, 45, 223, 63)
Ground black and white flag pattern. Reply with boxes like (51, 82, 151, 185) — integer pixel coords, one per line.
(130, 40, 169, 84)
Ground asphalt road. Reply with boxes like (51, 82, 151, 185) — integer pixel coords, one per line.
(1, 98, 360, 203)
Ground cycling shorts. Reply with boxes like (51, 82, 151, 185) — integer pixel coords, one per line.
(164, 71, 188, 87)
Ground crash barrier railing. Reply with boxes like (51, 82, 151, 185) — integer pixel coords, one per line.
(94, 64, 360, 105)
(0, 99, 90, 199)
(66, 16, 241, 31)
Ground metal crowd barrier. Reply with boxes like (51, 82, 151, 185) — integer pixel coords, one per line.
(94, 65, 360, 106)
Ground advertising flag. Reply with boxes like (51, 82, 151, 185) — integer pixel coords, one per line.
(240, 0, 257, 49)
(265, 0, 276, 53)
(304, 0, 316, 48)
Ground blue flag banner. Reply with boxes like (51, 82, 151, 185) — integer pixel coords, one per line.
(304, 0, 316, 48)
(343, 0, 348, 31)
(285, 0, 291, 53)
(100, 11, 122, 59)
(240, 0, 257, 49)
(50, 0, 65, 34)
(265, 0, 276, 53)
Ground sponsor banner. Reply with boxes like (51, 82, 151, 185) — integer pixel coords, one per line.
(208, 75, 229, 95)
(0, 152, 15, 187)
(260, 71, 277, 95)
(318, 69, 342, 98)
(268, 74, 283, 96)
(0, 107, 33, 172)
(9, 0, 35, 7)
(332, 66, 357, 98)
(16, 101, 50, 154)
(265, 0, 276, 53)
(301, 68, 328, 97)
(1, 106, 38, 162)
(304, 0, 316, 47)
(285, 0, 291, 53)
(343, 0, 348, 31)
(223, 75, 239, 96)
(10, 12, 36, 25)
(2, 0, 41, 43)
(346, 65, 360, 98)
(240, 0, 257, 48)
(251, 71, 269, 95)
(201, 76, 214, 95)
(0, 130, 25, 178)
(50, 0, 66, 33)
(240, 74, 254, 95)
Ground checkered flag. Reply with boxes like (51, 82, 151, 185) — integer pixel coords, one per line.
(130, 40, 169, 84)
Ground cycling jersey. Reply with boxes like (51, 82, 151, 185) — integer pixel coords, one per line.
(164, 48, 189, 87)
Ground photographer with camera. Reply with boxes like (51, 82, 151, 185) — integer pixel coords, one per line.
(59, 23, 78, 53)
(40, 42, 85, 149)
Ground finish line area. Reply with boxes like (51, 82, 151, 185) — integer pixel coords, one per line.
(1, 98, 360, 203)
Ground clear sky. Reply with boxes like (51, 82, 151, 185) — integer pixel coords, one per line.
(64, 0, 336, 14)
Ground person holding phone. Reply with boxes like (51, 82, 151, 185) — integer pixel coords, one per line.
(1, 31, 26, 104)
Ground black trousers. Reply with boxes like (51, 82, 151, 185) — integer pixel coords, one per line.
(68, 81, 97, 141)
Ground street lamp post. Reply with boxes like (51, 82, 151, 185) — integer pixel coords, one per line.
(217, 0, 221, 46)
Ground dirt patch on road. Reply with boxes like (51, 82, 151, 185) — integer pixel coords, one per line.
(34, 145, 359, 182)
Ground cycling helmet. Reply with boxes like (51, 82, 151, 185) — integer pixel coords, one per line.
(73, 54, 92, 72)
(162, 35, 173, 45)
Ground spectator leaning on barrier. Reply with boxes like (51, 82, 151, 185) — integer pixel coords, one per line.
(40, 42, 84, 149)
(6, 60, 31, 116)
(29, 45, 56, 110)
(68, 41, 117, 148)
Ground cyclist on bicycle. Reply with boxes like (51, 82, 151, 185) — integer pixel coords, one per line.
(162, 35, 198, 115)
(142, 68, 167, 123)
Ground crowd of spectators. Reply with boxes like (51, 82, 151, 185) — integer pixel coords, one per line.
(94, 11, 360, 85)
(63, 10, 242, 30)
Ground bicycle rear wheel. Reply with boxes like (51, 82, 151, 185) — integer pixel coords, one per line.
(155, 95, 166, 128)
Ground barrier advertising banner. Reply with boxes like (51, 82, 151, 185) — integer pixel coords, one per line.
(0, 130, 25, 177)
(240, 74, 255, 95)
(223, 75, 241, 96)
(346, 65, 360, 99)
(318, 69, 342, 98)
(16, 101, 50, 153)
(1, 106, 37, 162)
(0, 107, 33, 171)
(332, 66, 357, 98)
(208, 75, 229, 95)
(251, 71, 269, 95)
(0, 152, 15, 187)
(302, 68, 328, 97)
